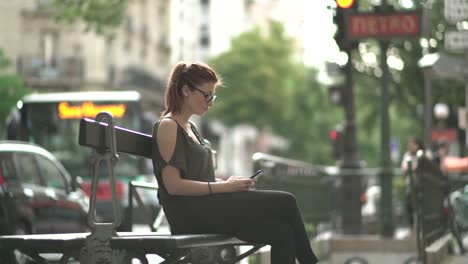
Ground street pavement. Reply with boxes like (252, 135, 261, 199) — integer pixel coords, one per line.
(120, 224, 468, 264)
(448, 256, 468, 264)
(446, 234, 468, 264)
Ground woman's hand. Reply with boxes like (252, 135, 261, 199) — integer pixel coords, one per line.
(224, 176, 255, 192)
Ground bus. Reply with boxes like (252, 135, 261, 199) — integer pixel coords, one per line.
(6, 91, 159, 224)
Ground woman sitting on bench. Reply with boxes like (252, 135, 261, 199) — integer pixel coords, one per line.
(152, 62, 319, 264)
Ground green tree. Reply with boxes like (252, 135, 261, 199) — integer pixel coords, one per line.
(52, 0, 128, 35)
(208, 21, 341, 163)
(0, 48, 29, 138)
(337, 0, 465, 165)
(281, 66, 342, 164)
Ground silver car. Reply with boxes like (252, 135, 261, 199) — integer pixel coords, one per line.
(0, 141, 90, 235)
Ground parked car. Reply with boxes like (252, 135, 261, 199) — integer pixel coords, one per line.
(0, 141, 90, 235)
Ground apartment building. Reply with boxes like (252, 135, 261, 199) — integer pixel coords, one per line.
(0, 0, 171, 110)
(170, 0, 306, 64)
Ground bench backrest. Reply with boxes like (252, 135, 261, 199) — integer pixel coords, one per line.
(79, 117, 153, 159)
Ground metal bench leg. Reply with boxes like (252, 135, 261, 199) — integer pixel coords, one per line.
(60, 253, 79, 264)
(158, 249, 192, 264)
(16, 249, 51, 264)
(232, 245, 264, 263)
(122, 250, 150, 264)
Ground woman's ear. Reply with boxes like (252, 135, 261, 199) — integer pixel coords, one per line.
(181, 85, 190, 97)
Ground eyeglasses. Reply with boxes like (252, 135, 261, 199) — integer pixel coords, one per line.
(187, 82, 217, 102)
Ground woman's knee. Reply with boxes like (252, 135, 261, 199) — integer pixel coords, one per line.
(259, 219, 294, 242)
(274, 191, 298, 211)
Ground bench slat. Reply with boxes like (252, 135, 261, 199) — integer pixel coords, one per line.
(79, 118, 152, 159)
(112, 234, 247, 250)
(0, 232, 243, 252)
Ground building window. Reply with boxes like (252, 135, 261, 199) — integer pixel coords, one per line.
(200, 35, 210, 47)
(141, 24, 148, 42)
(140, 44, 148, 60)
(124, 16, 133, 34)
(200, 25, 210, 47)
(108, 65, 116, 84)
(158, 2, 166, 16)
(123, 39, 131, 53)
(40, 31, 58, 67)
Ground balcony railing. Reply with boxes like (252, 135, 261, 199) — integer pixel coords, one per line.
(21, 0, 56, 17)
(17, 56, 84, 87)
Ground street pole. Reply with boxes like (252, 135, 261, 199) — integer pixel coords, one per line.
(465, 51, 468, 152)
(340, 42, 362, 235)
(378, 0, 395, 238)
(423, 70, 432, 155)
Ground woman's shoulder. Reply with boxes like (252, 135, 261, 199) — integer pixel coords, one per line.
(155, 118, 179, 140)
(155, 118, 180, 160)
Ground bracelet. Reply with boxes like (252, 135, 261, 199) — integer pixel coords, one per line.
(207, 182, 213, 195)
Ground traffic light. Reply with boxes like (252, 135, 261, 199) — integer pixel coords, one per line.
(330, 126, 343, 160)
(336, 0, 355, 9)
(333, 2, 345, 50)
(333, 0, 359, 50)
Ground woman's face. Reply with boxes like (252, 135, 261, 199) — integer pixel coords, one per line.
(184, 81, 216, 115)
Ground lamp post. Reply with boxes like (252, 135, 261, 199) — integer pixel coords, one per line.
(378, 0, 395, 238)
(333, 0, 362, 235)
(434, 103, 450, 129)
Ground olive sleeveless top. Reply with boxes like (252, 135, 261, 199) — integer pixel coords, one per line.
(151, 117, 216, 206)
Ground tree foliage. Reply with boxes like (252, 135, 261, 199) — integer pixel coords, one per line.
(343, 0, 466, 165)
(52, 0, 128, 35)
(0, 48, 29, 138)
(208, 22, 341, 163)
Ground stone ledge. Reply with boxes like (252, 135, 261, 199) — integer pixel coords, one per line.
(426, 233, 452, 264)
(327, 235, 417, 253)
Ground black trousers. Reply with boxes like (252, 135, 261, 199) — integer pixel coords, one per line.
(163, 190, 319, 264)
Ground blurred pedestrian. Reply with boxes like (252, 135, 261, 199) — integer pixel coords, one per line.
(433, 141, 450, 172)
(151, 62, 318, 264)
(401, 137, 425, 227)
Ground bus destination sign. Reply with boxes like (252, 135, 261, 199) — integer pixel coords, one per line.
(345, 11, 421, 40)
(58, 102, 127, 119)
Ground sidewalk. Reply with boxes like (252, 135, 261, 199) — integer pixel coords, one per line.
(446, 234, 468, 264)
(446, 255, 468, 264)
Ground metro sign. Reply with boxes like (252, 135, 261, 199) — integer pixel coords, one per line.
(345, 11, 421, 40)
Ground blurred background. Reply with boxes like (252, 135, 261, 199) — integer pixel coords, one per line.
(1, 0, 468, 263)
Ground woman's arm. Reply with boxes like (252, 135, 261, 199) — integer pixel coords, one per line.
(157, 119, 253, 196)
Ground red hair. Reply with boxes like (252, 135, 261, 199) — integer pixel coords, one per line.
(161, 62, 221, 117)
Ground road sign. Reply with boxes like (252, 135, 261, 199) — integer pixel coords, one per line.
(419, 53, 468, 81)
(345, 11, 421, 40)
(445, 30, 468, 52)
(431, 128, 457, 142)
(445, 0, 468, 24)
(326, 62, 342, 77)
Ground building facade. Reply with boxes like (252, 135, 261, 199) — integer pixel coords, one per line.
(169, 0, 306, 63)
(0, 0, 171, 111)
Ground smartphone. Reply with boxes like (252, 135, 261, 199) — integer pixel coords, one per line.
(250, 169, 264, 179)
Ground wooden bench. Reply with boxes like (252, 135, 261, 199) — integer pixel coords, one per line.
(0, 111, 263, 264)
